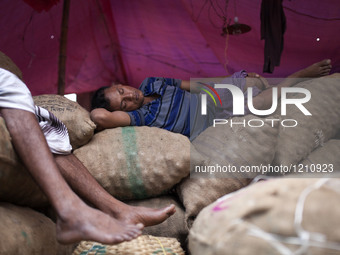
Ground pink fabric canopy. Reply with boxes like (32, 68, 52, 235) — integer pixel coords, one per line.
(0, 0, 339, 95)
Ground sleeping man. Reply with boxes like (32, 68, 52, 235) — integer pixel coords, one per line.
(90, 59, 332, 140)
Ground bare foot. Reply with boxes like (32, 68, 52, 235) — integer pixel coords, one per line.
(103, 203, 176, 227)
(55, 201, 143, 245)
(292, 59, 332, 78)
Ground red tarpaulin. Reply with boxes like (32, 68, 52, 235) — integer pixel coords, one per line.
(0, 0, 339, 95)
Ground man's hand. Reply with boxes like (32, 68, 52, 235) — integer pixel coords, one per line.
(246, 72, 271, 90)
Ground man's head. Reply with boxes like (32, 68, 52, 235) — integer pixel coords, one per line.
(91, 84, 144, 112)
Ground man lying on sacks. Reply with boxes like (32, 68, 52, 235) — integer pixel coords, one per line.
(0, 56, 176, 245)
(90, 59, 332, 140)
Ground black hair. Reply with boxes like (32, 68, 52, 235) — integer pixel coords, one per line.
(91, 86, 110, 110)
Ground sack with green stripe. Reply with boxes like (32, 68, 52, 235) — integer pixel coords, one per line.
(73, 126, 191, 200)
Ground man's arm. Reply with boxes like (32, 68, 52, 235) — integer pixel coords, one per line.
(90, 108, 131, 131)
(179, 80, 191, 92)
(180, 80, 205, 93)
(180, 75, 233, 93)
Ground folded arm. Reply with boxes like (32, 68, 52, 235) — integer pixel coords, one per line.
(90, 108, 131, 131)
(180, 74, 234, 93)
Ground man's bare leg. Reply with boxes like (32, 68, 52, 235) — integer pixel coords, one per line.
(252, 59, 332, 110)
(0, 108, 143, 244)
(54, 154, 176, 227)
(291, 59, 332, 78)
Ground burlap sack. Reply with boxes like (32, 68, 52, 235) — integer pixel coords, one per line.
(34, 94, 96, 149)
(192, 114, 279, 173)
(273, 74, 340, 166)
(177, 114, 279, 227)
(189, 178, 340, 255)
(0, 117, 48, 207)
(0, 51, 22, 80)
(297, 139, 340, 177)
(0, 203, 73, 255)
(74, 126, 190, 200)
(72, 235, 185, 255)
(126, 195, 188, 248)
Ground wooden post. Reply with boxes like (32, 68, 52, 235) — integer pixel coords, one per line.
(57, 0, 71, 95)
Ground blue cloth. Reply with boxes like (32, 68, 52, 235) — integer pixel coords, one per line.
(127, 77, 192, 137)
(126, 72, 259, 140)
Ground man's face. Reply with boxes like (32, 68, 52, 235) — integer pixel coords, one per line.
(104, 84, 144, 112)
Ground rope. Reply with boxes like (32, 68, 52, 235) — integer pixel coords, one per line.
(154, 236, 167, 255)
(243, 178, 340, 254)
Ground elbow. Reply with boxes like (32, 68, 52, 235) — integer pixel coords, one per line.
(90, 109, 107, 130)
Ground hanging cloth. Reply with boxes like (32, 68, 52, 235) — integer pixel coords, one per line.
(260, 0, 286, 73)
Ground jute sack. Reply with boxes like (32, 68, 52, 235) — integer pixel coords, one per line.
(34, 94, 96, 149)
(74, 126, 190, 200)
(177, 114, 279, 227)
(0, 117, 48, 207)
(272, 73, 340, 166)
(126, 195, 188, 248)
(298, 139, 340, 176)
(0, 203, 74, 255)
(72, 235, 185, 255)
(189, 178, 340, 255)
(0, 51, 23, 80)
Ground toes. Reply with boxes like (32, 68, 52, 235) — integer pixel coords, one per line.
(321, 66, 332, 72)
(320, 59, 331, 66)
(166, 204, 175, 211)
(112, 235, 125, 243)
(131, 229, 142, 237)
(166, 205, 176, 216)
(130, 226, 142, 235)
(136, 223, 144, 229)
(320, 67, 331, 76)
(122, 233, 134, 241)
(127, 228, 141, 239)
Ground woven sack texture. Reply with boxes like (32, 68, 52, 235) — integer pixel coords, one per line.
(189, 178, 340, 255)
(0, 51, 23, 80)
(0, 117, 48, 207)
(273, 74, 340, 166)
(300, 139, 340, 166)
(298, 139, 340, 177)
(34, 94, 96, 149)
(126, 195, 188, 248)
(74, 126, 190, 200)
(177, 114, 279, 227)
(72, 235, 185, 255)
(0, 203, 73, 255)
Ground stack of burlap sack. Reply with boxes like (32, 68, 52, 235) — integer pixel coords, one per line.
(0, 52, 189, 254)
(189, 178, 340, 255)
(0, 93, 190, 254)
(187, 74, 340, 254)
(1, 49, 340, 254)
